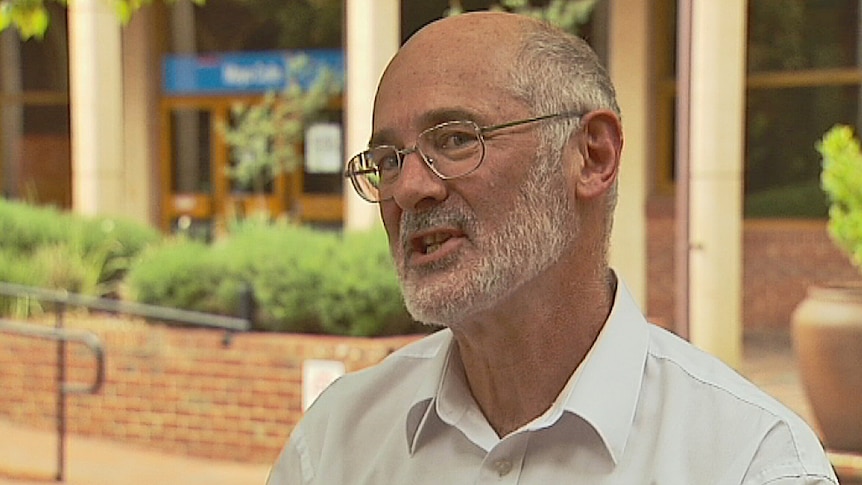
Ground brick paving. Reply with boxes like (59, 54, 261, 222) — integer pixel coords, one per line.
(0, 330, 855, 484)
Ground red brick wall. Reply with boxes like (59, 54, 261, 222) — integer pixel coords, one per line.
(646, 197, 862, 330)
(0, 320, 419, 464)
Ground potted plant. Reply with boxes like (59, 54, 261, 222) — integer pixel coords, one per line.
(217, 56, 335, 218)
(791, 124, 862, 457)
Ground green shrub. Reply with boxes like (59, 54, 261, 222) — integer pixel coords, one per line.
(0, 198, 424, 336)
(0, 246, 43, 317)
(123, 238, 245, 317)
(124, 221, 424, 336)
(0, 198, 71, 252)
(77, 216, 162, 286)
(0, 198, 160, 296)
(818, 125, 862, 270)
(316, 229, 422, 336)
(224, 221, 335, 333)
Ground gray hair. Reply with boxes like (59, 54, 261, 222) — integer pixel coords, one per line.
(508, 20, 620, 252)
(510, 21, 620, 118)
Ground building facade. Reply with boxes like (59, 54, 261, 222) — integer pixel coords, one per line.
(1, 0, 860, 361)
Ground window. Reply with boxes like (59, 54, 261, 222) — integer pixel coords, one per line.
(0, 2, 70, 207)
(654, 0, 862, 218)
(745, 0, 860, 218)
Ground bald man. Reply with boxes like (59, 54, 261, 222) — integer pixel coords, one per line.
(268, 12, 836, 485)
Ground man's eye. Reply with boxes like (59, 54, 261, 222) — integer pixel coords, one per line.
(376, 153, 400, 173)
(432, 129, 479, 152)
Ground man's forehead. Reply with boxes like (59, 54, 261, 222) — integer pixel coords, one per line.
(369, 13, 530, 141)
(400, 11, 529, 52)
(371, 68, 525, 142)
(381, 12, 526, 84)
(369, 107, 484, 147)
(385, 39, 511, 84)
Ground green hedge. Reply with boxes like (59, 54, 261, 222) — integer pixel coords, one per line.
(0, 199, 426, 337)
(0, 198, 160, 295)
(125, 219, 426, 336)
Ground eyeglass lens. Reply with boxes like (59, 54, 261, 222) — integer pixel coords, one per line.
(348, 121, 485, 202)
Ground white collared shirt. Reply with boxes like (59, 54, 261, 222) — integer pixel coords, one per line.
(268, 280, 837, 484)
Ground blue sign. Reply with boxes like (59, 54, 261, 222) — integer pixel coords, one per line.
(162, 49, 344, 95)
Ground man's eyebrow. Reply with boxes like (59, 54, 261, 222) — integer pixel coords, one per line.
(368, 129, 396, 149)
(419, 108, 481, 126)
(368, 108, 483, 148)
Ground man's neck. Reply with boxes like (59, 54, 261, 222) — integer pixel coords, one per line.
(449, 269, 616, 437)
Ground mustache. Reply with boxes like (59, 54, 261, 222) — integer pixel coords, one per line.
(399, 206, 475, 251)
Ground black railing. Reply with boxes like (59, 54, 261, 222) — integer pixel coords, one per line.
(0, 318, 105, 394)
(0, 281, 252, 331)
(0, 281, 253, 482)
(0, 318, 105, 482)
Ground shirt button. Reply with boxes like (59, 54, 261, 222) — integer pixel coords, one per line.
(494, 459, 513, 477)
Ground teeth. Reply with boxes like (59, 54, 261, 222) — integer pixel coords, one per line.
(421, 233, 450, 254)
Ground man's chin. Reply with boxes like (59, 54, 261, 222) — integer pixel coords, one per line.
(402, 286, 497, 329)
(402, 288, 471, 328)
(403, 296, 453, 327)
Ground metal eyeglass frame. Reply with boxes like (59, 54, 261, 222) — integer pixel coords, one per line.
(343, 110, 583, 203)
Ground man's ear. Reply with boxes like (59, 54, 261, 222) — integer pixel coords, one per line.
(575, 110, 623, 200)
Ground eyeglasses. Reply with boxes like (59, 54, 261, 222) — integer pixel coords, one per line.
(343, 111, 582, 202)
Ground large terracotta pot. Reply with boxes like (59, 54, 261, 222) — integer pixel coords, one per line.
(791, 284, 862, 453)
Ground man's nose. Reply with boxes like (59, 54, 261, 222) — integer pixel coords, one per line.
(390, 150, 448, 210)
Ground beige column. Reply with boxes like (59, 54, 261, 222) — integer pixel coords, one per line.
(344, 0, 400, 230)
(121, 7, 159, 226)
(68, 0, 125, 218)
(687, 0, 747, 367)
(608, 0, 649, 307)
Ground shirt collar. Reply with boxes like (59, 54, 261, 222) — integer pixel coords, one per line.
(405, 331, 452, 454)
(563, 279, 649, 464)
(405, 278, 650, 463)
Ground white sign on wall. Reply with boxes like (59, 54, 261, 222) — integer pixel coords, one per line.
(302, 359, 346, 411)
(304, 122, 343, 174)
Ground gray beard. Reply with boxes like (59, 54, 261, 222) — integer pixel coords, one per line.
(396, 146, 577, 326)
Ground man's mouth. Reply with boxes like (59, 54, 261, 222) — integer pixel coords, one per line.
(407, 229, 463, 259)
(399, 209, 472, 262)
(419, 232, 451, 255)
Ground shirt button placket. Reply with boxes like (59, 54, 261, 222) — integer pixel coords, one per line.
(478, 434, 527, 484)
(478, 457, 518, 483)
(493, 459, 513, 477)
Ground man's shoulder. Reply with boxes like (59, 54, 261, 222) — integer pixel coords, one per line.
(302, 328, 451, 415)
(641, 323, 835, 481)
(358, 327, 453, 379)
(274, 330, 453, 485)
(644, 323, 785, 412)
(384, 327, 453, 361)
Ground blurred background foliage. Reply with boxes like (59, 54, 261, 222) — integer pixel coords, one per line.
(0, 198, 425, 336)
(0, 0, 205, 39)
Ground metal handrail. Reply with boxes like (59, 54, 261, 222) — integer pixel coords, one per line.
(0, 317, 107, 481)
(0, 281, 253, 481)
(0, 318, 105, 395)
(0, 281, 251, 332)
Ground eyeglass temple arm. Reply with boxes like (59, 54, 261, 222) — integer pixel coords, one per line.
(481, 111, 583, 134)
